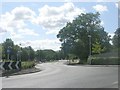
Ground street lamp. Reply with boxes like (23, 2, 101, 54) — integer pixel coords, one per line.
(17, 43, 22, 61)
(88, 35, 92, 64)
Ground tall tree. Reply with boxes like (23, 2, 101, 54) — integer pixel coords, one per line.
(57, 12, 111, 61)
(2, 39, 14, 60)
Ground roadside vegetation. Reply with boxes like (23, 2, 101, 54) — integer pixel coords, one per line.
(21, 61, 36, 69)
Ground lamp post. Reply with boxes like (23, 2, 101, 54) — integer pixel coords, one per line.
(88, 35, 92, 64)
(19, 44, 22, 61)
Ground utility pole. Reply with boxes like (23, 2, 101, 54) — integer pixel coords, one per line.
(19, 43, 22, 61)
(88, 35, 92, 64)
(88, 35, 92, 56)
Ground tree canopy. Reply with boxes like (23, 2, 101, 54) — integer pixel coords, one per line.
(112, 28, 120, 48)
(1, 38, 63, 61)
(57, 12, 111, 60)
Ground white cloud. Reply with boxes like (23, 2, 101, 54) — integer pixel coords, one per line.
(0, 27, 7, 33)
(108, 33, 115, 45)
(46, 29, 59, 35)
(93, 4, 108, 12)
(33, 2, 86, 35)
(108, 33, 115, 39)
(10, 33, 23, 39)
(0, 3, 86, 50)
(15, 39, 61, 51)
(18, 28, 39, 36)
(100, 21, 104, 26)
(0, 6, 38, 39)
(115, 3, 118, 8)
(11, 6, 36, 20)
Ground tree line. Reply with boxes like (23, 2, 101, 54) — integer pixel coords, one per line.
(1, 39, 64, 61)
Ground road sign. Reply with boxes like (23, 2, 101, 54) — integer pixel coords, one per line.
(7, 49, 10, 53)
(0, 61, 21, 70)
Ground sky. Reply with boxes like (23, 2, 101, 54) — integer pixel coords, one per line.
(0, 1, 118, 51)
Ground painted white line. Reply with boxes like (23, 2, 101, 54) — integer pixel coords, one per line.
(15, 61, 19, 69)
(112, 81, 118, 85)
(2, 62, 5, 70)
(8, 62, 13, 70)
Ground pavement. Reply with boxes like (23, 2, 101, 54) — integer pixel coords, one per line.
(2, 60, 118, 88)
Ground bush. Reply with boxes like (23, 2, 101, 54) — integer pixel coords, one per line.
(21, 61, 36, 69)
(88, 57, 120, 65)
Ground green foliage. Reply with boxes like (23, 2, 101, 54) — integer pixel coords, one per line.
(21, 61, 36, 69)
(92, 41, 105, 54)
(90, 57, 120, 65)
(1, 38, 35, 61)
(88, 48, 119, 65)
(56, 50, 65, 60)
(35, 49, 60, 62)
(57, 12, 111, 61)
(112, 28, 120, 48)
(1, 38, 65, 62)
(0, 44, 2, 60)
(68, 54, 78, 60)
(2, 39, 14, 60)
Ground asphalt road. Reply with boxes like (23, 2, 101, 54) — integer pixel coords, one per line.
(2, 60, 118, 88)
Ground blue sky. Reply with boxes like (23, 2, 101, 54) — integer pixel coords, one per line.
(0, 1, 118, 51)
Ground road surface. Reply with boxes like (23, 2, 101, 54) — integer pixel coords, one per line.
(2, 60, 118, 88)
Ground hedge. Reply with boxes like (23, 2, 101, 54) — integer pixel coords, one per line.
(88, 57, 120, 65)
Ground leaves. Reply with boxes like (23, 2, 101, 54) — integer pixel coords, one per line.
(57, 12, 111, 60)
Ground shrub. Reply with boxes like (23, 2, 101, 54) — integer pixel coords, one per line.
(21, 61, 36, 69)
(89, 57, 120, 65)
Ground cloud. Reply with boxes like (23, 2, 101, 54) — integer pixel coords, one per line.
(108, 33, 115, 45)
(100, 21, 104, 26)
(0, 6, 38, 39)
(10, 33, 23, 39)
(0, 3, 85, 50)
(96, 0, 105, 2)
(11, 6, 36, 20)
(115, 3, 118, 8)
(0, 27, 7, 33)
(93, 4, 108, 12)
(33, 2, 86, 35)
(18, 28, 39, 36)
(15, 39, 61, 51)
(108, 33, 114, 39)
(46, 29, 59, 35)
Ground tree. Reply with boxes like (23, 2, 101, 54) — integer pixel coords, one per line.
(56, 50, 65, 60)
(112, 28, 120, 48)
(21, 47, 29, 61)
(2, 39, 14, 60)
(35, 49, 58, 62)
(0, 44, 2, 60)
(35, 50, 45, 62)
(21, 46, 35, 61)
(57, 12, 111, 61)
(92, 40, 105, 54)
